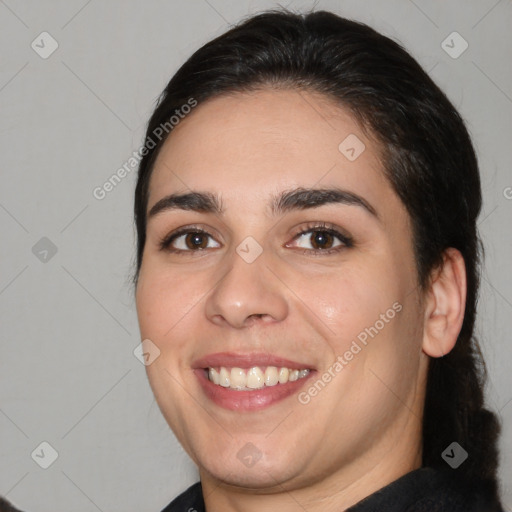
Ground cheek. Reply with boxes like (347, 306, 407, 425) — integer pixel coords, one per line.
(135, 261, 206, 341)
(299, 264, 399, 350)
(135, 264, 204, 424)
(308, 256, 420, 389)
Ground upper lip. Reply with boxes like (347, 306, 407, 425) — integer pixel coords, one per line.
(192, 352, 314, 370)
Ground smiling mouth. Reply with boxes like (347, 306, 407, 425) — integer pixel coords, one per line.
(206, 366, 311, 390)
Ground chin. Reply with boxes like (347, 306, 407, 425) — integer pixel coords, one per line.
(204, 461, 298, 490)
(196, 444, 305, 490)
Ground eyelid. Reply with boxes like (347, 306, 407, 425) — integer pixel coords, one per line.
(289, 221, 351, 241)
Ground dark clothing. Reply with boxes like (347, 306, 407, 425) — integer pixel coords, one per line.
(0, 497, 23, 512)
(161, 467, 505, 511)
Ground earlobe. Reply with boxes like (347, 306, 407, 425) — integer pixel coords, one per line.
(422, 248, 467, 358)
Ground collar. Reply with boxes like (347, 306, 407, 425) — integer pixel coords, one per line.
(161, 466, 503, 512)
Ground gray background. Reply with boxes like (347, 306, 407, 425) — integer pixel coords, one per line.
(0, 0, 511, 510)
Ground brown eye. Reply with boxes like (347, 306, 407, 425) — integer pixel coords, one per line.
(184, 232, 209, 250)
(291, 228, 347, 252)
(286, 222, 354, 256)
(309, 231, 335, 250)
(160, 229, 221, 252)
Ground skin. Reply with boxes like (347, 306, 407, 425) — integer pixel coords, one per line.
(135, 88, 466, 512)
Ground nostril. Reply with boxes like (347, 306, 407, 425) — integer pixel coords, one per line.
(247, 314, 265, 325)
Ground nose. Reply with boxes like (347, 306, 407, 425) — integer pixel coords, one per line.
(204, 247, 289, 329)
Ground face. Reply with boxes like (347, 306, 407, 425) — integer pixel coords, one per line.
(136, 88, 427, 491)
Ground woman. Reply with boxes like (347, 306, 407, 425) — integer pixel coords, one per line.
(133, 9, 505, 511)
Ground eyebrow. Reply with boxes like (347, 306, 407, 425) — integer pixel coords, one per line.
(147, 187, 378, 220)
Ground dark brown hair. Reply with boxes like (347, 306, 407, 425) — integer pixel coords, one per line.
(133, 8, 502, 498)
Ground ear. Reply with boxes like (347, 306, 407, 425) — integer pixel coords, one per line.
(422, 248, 467, 358)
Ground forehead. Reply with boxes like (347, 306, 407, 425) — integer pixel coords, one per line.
(148, 88, 395, 215)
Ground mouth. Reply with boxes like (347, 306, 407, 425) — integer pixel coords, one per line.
(192, 352, 316, 411)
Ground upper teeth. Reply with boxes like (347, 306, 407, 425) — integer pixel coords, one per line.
(208, 366, 310, 390)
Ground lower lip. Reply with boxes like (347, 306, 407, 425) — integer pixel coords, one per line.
(194, 369, 315, 411)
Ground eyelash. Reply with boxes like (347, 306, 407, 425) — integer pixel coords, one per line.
(158, 221, 354, 256)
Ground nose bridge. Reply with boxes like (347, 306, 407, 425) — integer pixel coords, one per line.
(204, 242, 288, 328)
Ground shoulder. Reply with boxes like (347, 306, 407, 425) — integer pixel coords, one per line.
(405, 468, 505, 512)
(0, 496, 24, 512)
(348, 467, 505, 512)
(160, 482, 204, 512)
